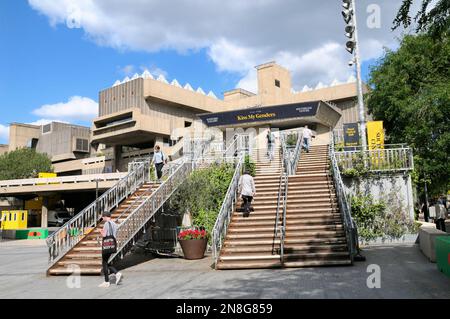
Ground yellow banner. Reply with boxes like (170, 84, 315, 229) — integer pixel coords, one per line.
(367, 121, 384, 150)
(38, 172, 57, 179)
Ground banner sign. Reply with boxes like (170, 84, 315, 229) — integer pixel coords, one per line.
(343, 123, 360, 147)
(198, 102, 319, 127)
(367, 121, 384, 150)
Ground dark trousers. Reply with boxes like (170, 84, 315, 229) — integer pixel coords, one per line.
(155, 163, 164, 180)
(242, 195, 253, 215)
(102, 253, 118, 282)
(436, 218, 446, 232)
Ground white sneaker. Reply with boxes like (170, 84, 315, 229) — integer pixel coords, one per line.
(98, 282, 110, 288)
(115, 272, 123, 285)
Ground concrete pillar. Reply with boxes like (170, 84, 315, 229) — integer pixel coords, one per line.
(41, 197, 49, 228)
(113, 145, 121, 172)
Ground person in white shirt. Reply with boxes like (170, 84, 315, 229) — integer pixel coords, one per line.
(152, 145, 168, 181)
(239, 170, 256, 217)
(302, 125, 314, 153)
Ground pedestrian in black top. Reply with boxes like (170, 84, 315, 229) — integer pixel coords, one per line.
(98, 212, 122, 288)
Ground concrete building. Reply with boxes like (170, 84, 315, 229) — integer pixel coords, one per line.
(92, 61, 367, 171)
(2, 61, 366, 175)
(0, 61, 371, 229)
(4, 122, 109, 175)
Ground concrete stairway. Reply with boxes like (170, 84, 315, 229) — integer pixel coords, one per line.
(216, 143, 351, 270)
(216, 148, 283, 269)
(283, 144, 351, 267)
(48, 183, 160, 275)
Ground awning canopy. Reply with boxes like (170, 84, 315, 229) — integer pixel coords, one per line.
(198, 101, 342, 129)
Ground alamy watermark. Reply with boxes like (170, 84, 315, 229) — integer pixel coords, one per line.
(366, 264, 381, 289)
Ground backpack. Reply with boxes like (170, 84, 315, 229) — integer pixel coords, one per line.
(102, 221, 117, 254)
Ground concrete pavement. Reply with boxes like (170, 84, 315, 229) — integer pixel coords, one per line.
(0, 239, 449, 299)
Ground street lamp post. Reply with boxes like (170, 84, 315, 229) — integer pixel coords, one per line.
(342, 0, 367, 151)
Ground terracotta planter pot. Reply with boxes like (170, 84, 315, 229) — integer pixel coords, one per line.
(179, 238, 207, 260)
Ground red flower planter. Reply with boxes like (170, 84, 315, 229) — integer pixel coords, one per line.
(179, 238, 207, 260)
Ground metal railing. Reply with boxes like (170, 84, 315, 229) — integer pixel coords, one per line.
(109, 159, 193, 263)
(108, 137, 218, 263)
(334, 147, 414, 172)
(212, 153, 245, 266)
(329, 134, 358, 262)
(0, 173, 126, 188)
(275, 135, 289, 263)
(46, 161, 150, 267)
(280, 129, 304, 175)
(113, 161, 184, 223)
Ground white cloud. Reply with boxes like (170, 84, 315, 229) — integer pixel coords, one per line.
(32, 96, 98, 122)
(28, 0, 413, 88)
(0, 124, 9, 144)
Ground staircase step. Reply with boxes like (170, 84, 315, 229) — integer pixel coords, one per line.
(216, 260, 281, 270)
(65, 253, 101, 259)
(58, 260, 102, 266)
(219, 254, 280, 262)
(283, 259, 352, 268)
(285, 230, 345, 238)
(284, 251, 350, 260)
(48, 267, 102, 275)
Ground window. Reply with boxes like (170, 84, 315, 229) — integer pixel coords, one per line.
(185, 121, 192, 128)
(275, 79, 281, 88)
(75, 138, 89, 152)
(42, 123, 52, 134)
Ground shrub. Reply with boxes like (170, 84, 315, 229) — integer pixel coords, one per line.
(244, 154, 256, 177)
(166, 163, 235, 237)
(351, 193, 417, 243)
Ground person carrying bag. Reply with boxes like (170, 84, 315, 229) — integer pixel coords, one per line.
(98, 211, 122, 288)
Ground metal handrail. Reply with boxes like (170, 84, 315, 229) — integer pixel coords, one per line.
(109, 159, 193, 263)
(46, 160, 150, 267)
(280, 172, 288, 262)
(212, 153, 245, 266)
(279, 129, 304, 175)
(109, 136, 217, 262)
(290, 130, 305, 175)
(113, 161, 183, 223)
(276, 134, 290, 264)
(329, 133, 357, 261)
(334, 147, 414, 172)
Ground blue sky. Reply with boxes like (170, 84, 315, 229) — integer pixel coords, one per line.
(0, 0, 401, 144)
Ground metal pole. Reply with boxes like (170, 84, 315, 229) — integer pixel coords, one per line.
(95, 178, 99, 216)
(351, 0, 367, 151)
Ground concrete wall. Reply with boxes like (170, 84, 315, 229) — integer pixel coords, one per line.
(8, 123, 40, 151)
(343, 173, 415, 221)
(36, 122, 91, 162)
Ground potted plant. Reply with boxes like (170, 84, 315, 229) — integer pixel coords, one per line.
(178, 228, 208, 260)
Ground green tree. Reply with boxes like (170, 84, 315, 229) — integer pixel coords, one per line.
(393, 0, 450, 37)
(0, 148, 53, 180)
(367, 34, 450, 196)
